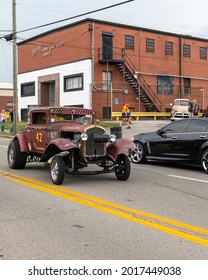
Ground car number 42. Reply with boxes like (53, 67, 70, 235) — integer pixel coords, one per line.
(36, 132, 43, 142)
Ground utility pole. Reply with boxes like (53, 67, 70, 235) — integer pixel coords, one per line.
(12, 0, 18, 134)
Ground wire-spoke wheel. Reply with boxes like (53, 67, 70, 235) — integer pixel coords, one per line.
(131, 141, 146, 163)
(50, 155, 65, 185)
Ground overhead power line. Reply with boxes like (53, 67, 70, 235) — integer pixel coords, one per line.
(17, 0, 134, 34)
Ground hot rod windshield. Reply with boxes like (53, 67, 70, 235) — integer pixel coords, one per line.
(49, 113, 94, 124)
(49, 108, 95, 124)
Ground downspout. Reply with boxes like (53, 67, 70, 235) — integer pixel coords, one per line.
(90, 21, 94, 109)
(179, 35, 183, 98)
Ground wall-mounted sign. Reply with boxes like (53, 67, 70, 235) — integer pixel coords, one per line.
(114, 98, 119, 105)
(32, 43, 63, 57)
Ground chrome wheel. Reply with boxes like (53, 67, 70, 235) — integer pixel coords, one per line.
(50, 155, 65, 185)
(131, 141, 146, 163)
(8, 145, 14, 166)
(201, 149, 208, 173)
(7, 139, 27, 169)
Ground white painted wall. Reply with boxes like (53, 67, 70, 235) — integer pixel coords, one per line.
(0, 82, 13, 97)
(18, 59, 92, 120)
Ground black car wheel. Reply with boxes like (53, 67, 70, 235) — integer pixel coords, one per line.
(131, 141, 146, 163)
(115, 153, 130, 181)
(50, 155, 65, 185)
(7, 139, 27, 169)
(201, 149, 208, 173)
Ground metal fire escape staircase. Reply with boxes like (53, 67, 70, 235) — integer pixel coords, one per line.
(115, 53, 162, 112)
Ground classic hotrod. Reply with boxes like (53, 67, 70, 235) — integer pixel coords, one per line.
(7, 107, 135, 185)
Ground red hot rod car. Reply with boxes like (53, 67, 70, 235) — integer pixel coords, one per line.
(7, 107, 135, 185)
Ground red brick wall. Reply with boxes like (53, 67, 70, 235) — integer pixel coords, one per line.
(18, 22, 91, 73)
(0, 96, 13, 113)
(18, 19, 208, 119)
(92, 21, 208, 116)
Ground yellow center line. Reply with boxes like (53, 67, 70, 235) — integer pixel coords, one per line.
(0, 169, 208, 247)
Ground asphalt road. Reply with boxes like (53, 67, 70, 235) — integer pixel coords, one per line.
(0, 121, 208, 260)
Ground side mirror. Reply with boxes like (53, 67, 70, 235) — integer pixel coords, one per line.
(156, 128, 168, 138)
(156, 128, 163, 135)
(96, 119, 100, 124)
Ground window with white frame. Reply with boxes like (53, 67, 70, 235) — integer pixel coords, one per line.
(102, 71, 112, 91)
(64, 73, 83, 92)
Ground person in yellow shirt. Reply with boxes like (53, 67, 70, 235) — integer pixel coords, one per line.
(120, 102, 131, 128)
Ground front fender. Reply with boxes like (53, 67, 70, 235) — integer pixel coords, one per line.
(106, 138, 136, 161)
(15, 133, 28, 152)
(48, 138, 78, 150)
(40, 138, 79, 162)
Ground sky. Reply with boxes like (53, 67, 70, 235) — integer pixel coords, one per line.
(1, 0, 208, 82)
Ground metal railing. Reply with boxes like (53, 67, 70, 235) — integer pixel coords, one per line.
(112, 111, 171, 121)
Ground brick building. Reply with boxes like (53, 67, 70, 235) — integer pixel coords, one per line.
(17, 18, 208, 120)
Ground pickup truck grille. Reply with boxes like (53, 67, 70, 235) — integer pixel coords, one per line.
(173, 112, 189, 118)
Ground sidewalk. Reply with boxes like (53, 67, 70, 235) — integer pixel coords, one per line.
(0, 129, 13, 138)
(106, 120, 170, 138)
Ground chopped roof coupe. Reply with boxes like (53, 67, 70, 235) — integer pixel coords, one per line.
(130, 118, 208, 173)
(7, 107, 135, 185)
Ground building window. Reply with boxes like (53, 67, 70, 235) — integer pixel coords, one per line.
(184, 78, 191, 96)
(21, 82, 35, 97)
(64, 73, 83, 92)
(165, 41, 173, 55)
(21, 108, 28, 122)
(125, 35, 134, 49)
(183, 44, 191, 57)
(102, 71, 112, 91)
(103, 107, 111, 119)
(146, 38, 154, 53)
(200, 47, 207, 59)
(157, 76, 174, 94)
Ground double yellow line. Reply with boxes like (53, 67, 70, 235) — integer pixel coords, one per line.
(0, 169, 208, 247)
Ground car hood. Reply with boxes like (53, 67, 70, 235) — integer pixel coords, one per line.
(133, 131, 156, 141)
(172, 105, 188, 112)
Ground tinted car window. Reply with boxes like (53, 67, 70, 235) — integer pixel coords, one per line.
(186, 119, 208, 132)
(163, 120, 187, 133)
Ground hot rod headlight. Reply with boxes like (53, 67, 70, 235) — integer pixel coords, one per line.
(81, 133, 88, 141)
(110, 134, 116, 142)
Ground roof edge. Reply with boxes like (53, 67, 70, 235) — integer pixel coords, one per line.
(17, 17, 208, 45)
